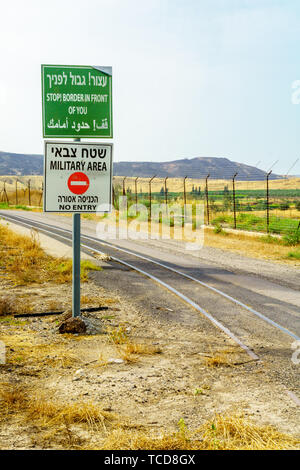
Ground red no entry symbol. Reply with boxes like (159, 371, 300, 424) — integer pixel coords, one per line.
(67, 172, 90, 195)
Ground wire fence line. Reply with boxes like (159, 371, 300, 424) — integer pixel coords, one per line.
(0, 179, 43, 208)
(1, 173, 300, 238)
(112, 174, 300, 237)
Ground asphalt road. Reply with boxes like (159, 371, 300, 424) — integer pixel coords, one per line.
(1, 209, 299, 400)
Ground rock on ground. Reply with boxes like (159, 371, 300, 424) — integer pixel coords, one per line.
(58, 317, 87, 334)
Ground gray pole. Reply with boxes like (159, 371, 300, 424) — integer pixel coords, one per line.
(149, 175, 156, 221)
(72, 212, 81, 317)
(28, 180, 31, 206)
(135, 177, 139, 207)
(232, 172, 238, 229)
(183, 176, 187, 207)
(205, 174, 210, 225)
(266, 170, 272, 234)
(72, 137, 81, 318)
(164, 176, 168, 207)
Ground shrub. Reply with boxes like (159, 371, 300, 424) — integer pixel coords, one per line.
(283, 230, 300, 246)
(214, 224, 223, 234)
(279, 203, 290, 211)
(287, 250, 300, 259)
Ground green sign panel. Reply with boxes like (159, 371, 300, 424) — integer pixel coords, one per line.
(41, 65, 112, 138)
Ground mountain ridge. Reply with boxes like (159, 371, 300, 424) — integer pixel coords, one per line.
(0, 150, 281, 180)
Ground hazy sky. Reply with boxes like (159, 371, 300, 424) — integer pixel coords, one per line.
(1, 0, 300, 174)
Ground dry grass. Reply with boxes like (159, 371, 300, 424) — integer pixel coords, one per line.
(0, 296, 33, 317)
(0, 386, 27, 414)
(204, 228, 300, 264)
(106, 324, 162, 363)
(117, 342, 162, 364)
(0, 384, 115, 430)
(80, 295, 116, 306)
(0, 224, 101, 285)
(97, 413, 300, 450)
(108, 325, 129, 345)
(0, 383, 299, 450)
(117, 347, 139, 363)
(204, 349, 237, 368)
(45, 299, 63, 311)
(98, 352, 109, 367)
(122, 342, 162, 356)
(0, 383, 115, 449)
(0, 297, 14, 316)
(0, 332, 78, 368)
(27, 400, 113, 430)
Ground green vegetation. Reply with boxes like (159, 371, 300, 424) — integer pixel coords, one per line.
(286, 250, 300, 259)
(213, 223, 226, 235)
(0, 202, 32, 211)
(54, 259, 102, 281)
(212, 213, 300, 237)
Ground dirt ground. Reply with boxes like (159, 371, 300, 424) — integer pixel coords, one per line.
(0, 274, 299, 449)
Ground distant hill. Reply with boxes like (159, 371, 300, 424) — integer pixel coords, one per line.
(0, 150, 281, 180)
(113, 157, 281, 180)
(0, 151, 43, 175)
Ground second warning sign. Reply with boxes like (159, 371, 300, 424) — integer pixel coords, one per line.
(44, 141, 113, 213)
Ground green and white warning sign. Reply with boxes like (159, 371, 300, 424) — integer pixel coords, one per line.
(41, 65, 113, 138)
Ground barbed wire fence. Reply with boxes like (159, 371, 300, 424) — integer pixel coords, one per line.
(0, 179, 44, 208)
(112, 162, 300, 238)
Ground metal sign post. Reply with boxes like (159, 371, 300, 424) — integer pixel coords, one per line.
(72, 212, 81, 317)
(73, 137, 81, 319)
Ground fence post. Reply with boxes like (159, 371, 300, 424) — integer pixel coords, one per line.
(122, 176, 129, 214)
(112, 185, 115, 208)
(149, 175, 156, 222)
(38, 183, 43, 207)
(164, 176, 168, 208)
(28, 180, 31, 206)
(3, 181, 9, 205)
(183, 176, 188, 207)
(266, 171, 272, 233)
(15, 180, 18, 205)
(232, 172, 238, 229)
(135, 177, 139, 207)
(205, 174, 210, 225)
(183, 176, 188, 227)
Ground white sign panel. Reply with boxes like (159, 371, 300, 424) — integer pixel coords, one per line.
(44, 141, 113, 212)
